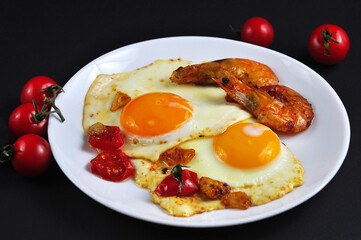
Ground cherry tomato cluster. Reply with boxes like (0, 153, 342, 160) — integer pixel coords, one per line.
(1, 76, 64, 177)
(232, 17, 349, 64)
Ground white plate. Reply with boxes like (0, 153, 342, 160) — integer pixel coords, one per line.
(48, 36, 350, 227)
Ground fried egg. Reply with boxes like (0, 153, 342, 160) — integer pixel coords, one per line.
(83, 59, 251, 161)
(180, 121, 304, 205)
(132, 120, 303, 216)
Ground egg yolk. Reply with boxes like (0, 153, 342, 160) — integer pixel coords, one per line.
(120, 92, 193, 136)
(213, 122, 281, 169)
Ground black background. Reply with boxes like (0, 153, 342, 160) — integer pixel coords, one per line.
(1, 1, 360, 239)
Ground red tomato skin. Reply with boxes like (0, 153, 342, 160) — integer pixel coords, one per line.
(88, 126, 124, 150)
(20, 76, 57, 108)
(8, 103, 48, 138)
(241, 17, 274, 47)
(155, 169, 199, 197)
(308, 24, 350, 64)
(90, 150, 135, 182)
(12, 134, 51, 177)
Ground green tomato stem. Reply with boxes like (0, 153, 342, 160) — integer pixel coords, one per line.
(0, 144, 15, 163)
(321, 27, 340, 56)
(33, 84, 66, 122)
(171, 164, 189, 197)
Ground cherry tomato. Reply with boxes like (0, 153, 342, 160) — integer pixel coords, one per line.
(21, 76, 57, 108)
(88, 125, 124, 150)
(8, 103, 48, 138)
(241, 17, 274, 47)
(155, 166, 199, 197)
(308, 24, 349, 64)
(90, 150, 135, 182)
(11, 134, 51, 177)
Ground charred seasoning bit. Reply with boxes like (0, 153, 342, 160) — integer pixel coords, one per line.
(159, 147, 196, 167)
(87, 122, 106, 136)
(110, 91, 131, 112)
(161, 168, 169, 174)
(222, 78, 229, 86)
(221, 191, 252, 210)
(199, 177, 231, 199)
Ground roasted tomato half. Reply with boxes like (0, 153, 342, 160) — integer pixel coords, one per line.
(90, 150, 134, 182)
(88, 123, 124, 150)
(155, 165, 199, 197)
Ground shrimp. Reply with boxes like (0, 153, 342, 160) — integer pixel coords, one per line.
(170, 58, 279, 87)
(214, 70, 314, 133)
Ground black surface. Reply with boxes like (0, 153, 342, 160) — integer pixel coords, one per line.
(1, 1, 360, 239)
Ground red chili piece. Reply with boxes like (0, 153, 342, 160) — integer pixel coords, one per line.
(89, 126, 124, 150)
(155, 169, 199, 197)
(90, 150, 135, 182)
